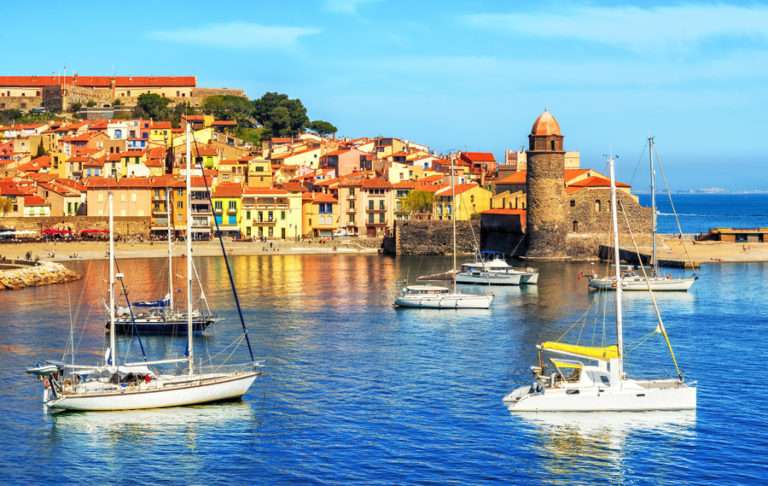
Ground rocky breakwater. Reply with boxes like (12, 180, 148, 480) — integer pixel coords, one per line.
(396, 220, 480, 255)
(0, 260, 80, 291)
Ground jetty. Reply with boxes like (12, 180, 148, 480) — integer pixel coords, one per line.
(0, 259, 80, 291)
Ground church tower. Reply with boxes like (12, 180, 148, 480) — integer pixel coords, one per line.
(525, 110, 567, 259)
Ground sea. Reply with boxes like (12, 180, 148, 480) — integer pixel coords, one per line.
(1, 195, 767, 485)
(640, 193, 768, 235)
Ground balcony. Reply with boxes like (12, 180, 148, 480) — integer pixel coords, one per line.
(192, 217, 210, 227)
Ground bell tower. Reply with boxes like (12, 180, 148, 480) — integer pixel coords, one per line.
(525, 110, 567, 259)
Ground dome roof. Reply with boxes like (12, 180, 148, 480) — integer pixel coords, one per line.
(531, 110, 561, 136)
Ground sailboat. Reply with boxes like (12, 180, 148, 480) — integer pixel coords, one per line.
(26, 123, 260, 411)
(394, 156, 493, 309)
(503, 155, 696, 412)
(589, 137, 697, 292)
(109, 188, 215, 335)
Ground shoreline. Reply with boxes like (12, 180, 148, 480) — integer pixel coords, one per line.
(0, 239, 381, 262)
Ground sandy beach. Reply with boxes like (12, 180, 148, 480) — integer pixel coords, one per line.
(0, 238, 381, 262)
(642, 236, 768, 265)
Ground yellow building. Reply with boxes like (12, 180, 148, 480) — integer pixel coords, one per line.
(247, 158, 273, 188)
(212, 182, 243, 237)
(302, 192, 339, 237)
(434, 183, 492, 221)
(149, 121, 173, 147)
(241, 188, 303, 240)
(491, 190, 526, 210)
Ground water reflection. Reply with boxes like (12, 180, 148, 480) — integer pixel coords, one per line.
(517, 411, 696, 481)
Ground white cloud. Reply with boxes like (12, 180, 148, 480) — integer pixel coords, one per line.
(463, 4, 768, 53)
(324, 0, 379, 14)
(148, 22, 320, 49)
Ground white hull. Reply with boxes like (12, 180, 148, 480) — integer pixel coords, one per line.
(456, 272, 522, 286)
(47, 371, 259, 411)
(394, 293, 493, 309)
(504, 379, 696, 412)
(589, 276, 696, 292)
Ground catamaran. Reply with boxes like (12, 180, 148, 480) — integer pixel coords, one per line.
(456, 252, 539, 286)
(503, 155, 696, 412)
(395, 157, 493, 309)
(27, 123, 260, 411)
(588, 137, 697, 292)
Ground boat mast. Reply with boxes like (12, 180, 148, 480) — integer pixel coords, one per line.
(450, 154, 457, 293)
(608, 155, 624, 378)
(108, 190, 116, 368)
(166, 188, 174, 310)
(185, 122, 194, 375)
(649, 136, 658, 275)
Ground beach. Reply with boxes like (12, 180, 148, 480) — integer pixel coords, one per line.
(0, 238, 381, 262)
(648, 236, 768, 264)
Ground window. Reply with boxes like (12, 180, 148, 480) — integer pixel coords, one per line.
(268, 227, 273, 237)
(550, 140, 556, 151)
(379, 212, 384, 223)
(246, 211, 251, 220)
(368, 200, 374, 210)
(228, 200, 236, 210)
(281, 211, 286, 220)
(379, 200, 385, 210)
(214, 201, 222, 211)
(177, 200, 183, 209)
(595, 200, 601, 212)
(368, 213, 374, 224)
(268, 211, 273, 222)
(572, 220, 579, 232)
(570, 199, 576, 207)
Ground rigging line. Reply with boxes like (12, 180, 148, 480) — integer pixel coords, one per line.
(627, 141, 648, 191)
(555, 304, 595, 343)
(653, 146, 695, 271)
(113, 259, 147, 361)
(190, 129, 255, 362)
(625, 329, 661, 355)
(619, 200, 684, 379)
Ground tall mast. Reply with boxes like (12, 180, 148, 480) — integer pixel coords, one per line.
(608, 155, 624, 378)
(166, 188, 174, 310)
(185, 122, 194, 375)
(108, 191, 116, 368)
(450, 154, 457, 293)
(648, 136, 658, 275)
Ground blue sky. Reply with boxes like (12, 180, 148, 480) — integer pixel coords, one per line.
(4, 0, 768, 190)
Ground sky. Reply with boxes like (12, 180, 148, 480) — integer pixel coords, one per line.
(3, 0, 768, 191)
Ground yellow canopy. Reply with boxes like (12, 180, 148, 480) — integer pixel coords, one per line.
(540, 341, 619, 361)
(550, 359, 583, 369)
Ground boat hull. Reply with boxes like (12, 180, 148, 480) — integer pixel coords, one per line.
(394, 293, 493, 309)
(46, 371, 259, 411)
(456, 272, 522, 286)
(503, 380, 696, 412)
(107, 317, 215, 335)
(589, 276, 696, 292)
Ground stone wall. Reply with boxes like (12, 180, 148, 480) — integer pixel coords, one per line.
(0, 216, 151, 238)
(0, 96, 43, 111)
(396, 220, 480, 255)
(526, 150, 567, 258)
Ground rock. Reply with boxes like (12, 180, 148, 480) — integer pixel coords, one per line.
(0, 261, 81, 291)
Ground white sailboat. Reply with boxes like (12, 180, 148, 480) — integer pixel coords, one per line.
(395, 156, 493, 309)
(589, 137, 696, 292)
(503, 155, 696, 412)
(27, 123, 260, 411)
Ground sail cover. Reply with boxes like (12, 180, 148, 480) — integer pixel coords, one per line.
(133, 294, 171, 308)
(540, 341, 619, 361)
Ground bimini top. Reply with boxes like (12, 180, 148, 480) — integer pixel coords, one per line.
(539, 341, 619, 361)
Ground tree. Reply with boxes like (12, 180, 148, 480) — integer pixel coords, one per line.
(308, 120, 337, 137)
(113, 98, 122, 107)
(68, 102, 82, 113)
(252, 92, 309, 138)
(133, 93, 171, 120)
(86, 100, 97, 108)
(0, 109, 22, 124)
(171, 102, 198, 127)
(202, 95, 254, 123)
(402, 190, 435, 214)
(0, 197, 12, 216)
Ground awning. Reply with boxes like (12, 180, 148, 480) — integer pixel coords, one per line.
(539, 341, 619, 361)
(550, 358, 583, 369)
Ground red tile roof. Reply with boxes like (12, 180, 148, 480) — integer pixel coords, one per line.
(24, 195, 48, 206)
(361, 177, 392, 190)
(460, 152, 496, 163)
(243, 187, 289, 195)
(212, 182, 243, 198)
(392, 181, 416, 189)
(435, 183, 481, 197)
(152, 121, 172, 129)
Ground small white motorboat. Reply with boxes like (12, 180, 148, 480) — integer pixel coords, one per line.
(456, 257, 538, 286)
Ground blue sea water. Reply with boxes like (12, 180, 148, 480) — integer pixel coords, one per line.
(639, 193, 768, 235)
(1, 250, 767, 484)
(0, 196, 768, 485)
